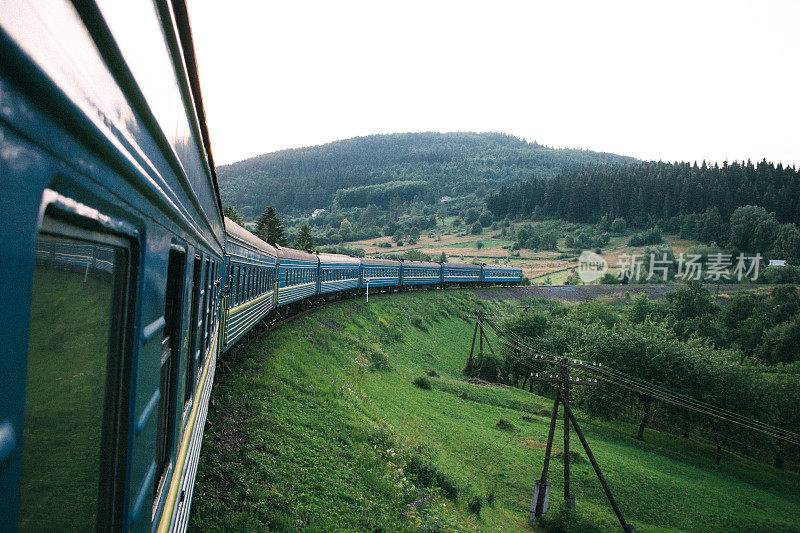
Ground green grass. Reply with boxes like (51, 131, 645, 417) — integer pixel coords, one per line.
(191, 290, 800, 532)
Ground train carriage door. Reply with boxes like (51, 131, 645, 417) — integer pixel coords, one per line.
(154, 246, 185, 503)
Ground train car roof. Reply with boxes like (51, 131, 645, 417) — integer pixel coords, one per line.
(361, 258, 402, 267)
(442, 262, 481, 269)
(402, 260, 441, 269)
(275, 244, 319, 262)
(224, 217, 277, 255)
(316, 252, 361, 266)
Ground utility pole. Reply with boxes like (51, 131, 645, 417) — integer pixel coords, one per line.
(464, 310, 495, 373)
(526, 357, 635, 533)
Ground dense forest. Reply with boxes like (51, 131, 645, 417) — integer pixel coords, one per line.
(217, 132, 634, 218)
(487, 160, 800, 229)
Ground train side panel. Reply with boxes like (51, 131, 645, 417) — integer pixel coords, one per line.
(401, 261, 441, 287)
(276, 248, 319, 307)
(442, 262, 482, 284)
(223, 218, 278, 350)
(0, 2, 224, 532)
(360, 258, 401, 289)
(318, 253, 361, 295)
(483, 265, 524, 285)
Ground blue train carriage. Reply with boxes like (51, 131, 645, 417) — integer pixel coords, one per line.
(360, 258, 401, 291)
(317, 252, 361, 298)
(276, 246, 319, 309)
(442, 261, 482, 286)
(0, 1, 226, 532)
(401, 260, 443, 288)
(223, 218, 278, 350)
(483, 264, 524, 286)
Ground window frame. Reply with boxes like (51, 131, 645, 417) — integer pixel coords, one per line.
(24, 192, 138, 531)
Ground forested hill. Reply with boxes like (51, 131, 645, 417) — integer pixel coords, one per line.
(487, 159, 800, 229)
(217, 132, 635, 218)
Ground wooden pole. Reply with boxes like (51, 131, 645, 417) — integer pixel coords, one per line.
(466, 318, 479, 372)
(479, 312, 483, 355)
(562, 358, 573, 508)
(533, 390, 560, 518)
(559, 389, 633, 533)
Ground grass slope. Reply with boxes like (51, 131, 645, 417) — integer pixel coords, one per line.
(191, 291, 800, 532)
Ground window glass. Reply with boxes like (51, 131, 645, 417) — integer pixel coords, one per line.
(21, 231, 128, 531)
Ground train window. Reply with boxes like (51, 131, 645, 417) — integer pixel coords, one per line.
(243, 266, 248, 301)
(186, 256, 202, 403)
(20, 221, 131, 531)
(236, 265, 244, 305)
(198, 258, 208, 367)
(154, 246, 185, 504)
(203, 259, 211, 351)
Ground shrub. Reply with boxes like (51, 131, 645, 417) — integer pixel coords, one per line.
(413, 376, 431, 390)
(495, 419, 517, 432)
(470, 222, 483, 235)
(369, 350, 392, 372)
(629, 228, 663, 247)
(468, 496, 483, 516)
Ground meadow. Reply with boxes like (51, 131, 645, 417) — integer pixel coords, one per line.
(190, 290, 800, 532)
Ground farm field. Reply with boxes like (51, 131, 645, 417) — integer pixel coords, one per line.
(345, 218, 705, 285)
(190, 290, 800, 532)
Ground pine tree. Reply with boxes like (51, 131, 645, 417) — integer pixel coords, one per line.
(255, 205, 288, 246)
(223, 204, 243, 225)
(294, 224, 315, 251)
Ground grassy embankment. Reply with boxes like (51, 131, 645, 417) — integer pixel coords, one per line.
(190, 290, 800, 532)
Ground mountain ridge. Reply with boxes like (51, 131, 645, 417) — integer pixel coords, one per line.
(217, 131, 636, 219)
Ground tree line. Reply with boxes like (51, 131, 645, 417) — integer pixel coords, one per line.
(487, 160, 800, 253)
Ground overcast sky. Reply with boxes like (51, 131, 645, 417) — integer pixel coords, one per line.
(188, 0, 800, 167)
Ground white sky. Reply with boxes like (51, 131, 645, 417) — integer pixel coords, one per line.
(188, 0, 800, 167)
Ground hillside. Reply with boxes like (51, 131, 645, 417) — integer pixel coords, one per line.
(190, 291, 800, 532)
(217, 132, 636, 219)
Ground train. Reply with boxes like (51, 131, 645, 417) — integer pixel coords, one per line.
(0, 2, 521, 532)
(221, 216, 522, 351)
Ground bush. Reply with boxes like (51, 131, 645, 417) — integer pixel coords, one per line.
(470, 222, 483, 235)
(468, 496, 483, 516)
(369, 350, 392, 371)
(495, 419, 517, 431)
(629, 228, 663, 247)
(611, 217, 627, 233)
(476, 240, 484, 249)
(413, 376, 431, 389)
